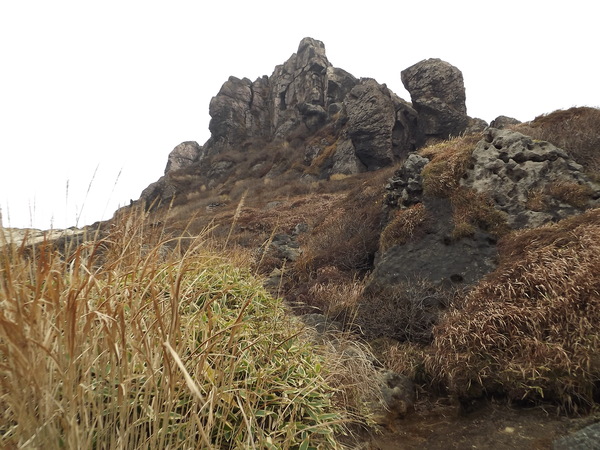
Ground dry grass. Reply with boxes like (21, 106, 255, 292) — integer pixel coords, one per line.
(0, 208, 351, 448)
(426, 208, 600, 413)
(358, 279, 457, 344)
(296, 168, 394, 278)
(450, 188, 510, 239)
(512, 106, 600, 178)
(544, 181, 596, 209)
(379, 203, 429, 251)
(419, 133, 482, 197)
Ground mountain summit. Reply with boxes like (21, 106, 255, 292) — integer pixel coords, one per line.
(140, 37, 483, 206)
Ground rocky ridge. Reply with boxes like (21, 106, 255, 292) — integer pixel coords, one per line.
(140, 37, 482, 206)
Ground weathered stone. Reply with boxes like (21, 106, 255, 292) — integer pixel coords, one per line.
(490, 115, 521, 129)
(401, 58, 469, 140)
(370, 197, 498, 288)
(330, 138, 367, 175)
(344, 79, 397, 170)
(370, 370, 415, 426)
(462, 128, 600, 228)
(553, 422, 600, 450)
(164, 141, 202, 174)
(385, 153, 429, 208)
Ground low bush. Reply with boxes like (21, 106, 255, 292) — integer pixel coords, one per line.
(358, 279, 456, 344)
(426, 208, 600, 413)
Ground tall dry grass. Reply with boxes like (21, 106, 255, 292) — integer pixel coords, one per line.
(426, 208, 600, 413)
(0, 207, 346, 448)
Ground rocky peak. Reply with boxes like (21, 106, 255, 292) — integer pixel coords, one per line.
(139, 38, 486, 205)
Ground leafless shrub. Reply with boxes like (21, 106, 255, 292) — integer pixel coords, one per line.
(358, 279, 457, 344)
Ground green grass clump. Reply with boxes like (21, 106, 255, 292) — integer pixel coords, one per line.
(0, 210, 344, 448)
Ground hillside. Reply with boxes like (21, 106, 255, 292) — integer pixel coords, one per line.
(2, 37, 600, 448)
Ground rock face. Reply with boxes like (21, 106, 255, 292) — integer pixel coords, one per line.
(401, 58, 470, 141)
(462, 128, 600, 228)
(370, 197, 498, 289)
(140, 38, 475, 204)
(164, 141, 202, 173)
(345, 79, 420, 170)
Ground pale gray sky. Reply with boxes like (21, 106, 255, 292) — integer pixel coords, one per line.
(1, 0, 598, 229)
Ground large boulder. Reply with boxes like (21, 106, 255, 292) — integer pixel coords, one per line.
(462, 128, 600, 228)
(401, 58, 470, 140)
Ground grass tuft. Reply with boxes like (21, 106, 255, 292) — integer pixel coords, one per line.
(0, 208, 346, 448)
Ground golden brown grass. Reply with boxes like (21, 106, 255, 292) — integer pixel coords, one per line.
(0, 208, 350, 448)
(426, 208, 600, 413)
(450, 188, 510, 239)
(379, 203, 429, 251)
(419, 133, 482, 197)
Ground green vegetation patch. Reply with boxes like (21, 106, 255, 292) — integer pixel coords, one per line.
(0, 219, 344, 448)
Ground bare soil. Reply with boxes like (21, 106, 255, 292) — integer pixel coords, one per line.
(353, 398, 598, 450)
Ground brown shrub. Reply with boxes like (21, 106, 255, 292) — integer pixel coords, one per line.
(513, 106, 600, 178)
(379, 203, 429, 251)
(358, 279, 457, 344)
(427, 208, 600, 412)
(296, 169, 394, 277)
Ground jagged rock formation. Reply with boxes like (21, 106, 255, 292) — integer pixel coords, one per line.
(462, 128, 600, 228)
(139, 38, 476, 205)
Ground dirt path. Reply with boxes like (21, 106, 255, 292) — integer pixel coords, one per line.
(353, 399, 596, 449)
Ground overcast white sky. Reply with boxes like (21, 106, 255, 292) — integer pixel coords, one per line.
(1, 1, 598, 229)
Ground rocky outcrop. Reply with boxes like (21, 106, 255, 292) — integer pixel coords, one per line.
(140, 141, 204, 206)
(384, 153, 430, 208)
(553, 422, 600, 450)
(164, 141, 202, 173)
(139, 38, 484, 204)
(401, 58, 470, 141)
(462, 128, 600, 228)
(489, 115, 521, 129)
(345, 79, 420, 170)
(370, 197, 498, 289)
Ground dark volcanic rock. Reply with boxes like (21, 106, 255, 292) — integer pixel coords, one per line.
(489, 115, 521, 129)
(401, 58, 470, 140)
(370, 197, 498, 289)
(344, 79, 397, 170)
(553, 422, 600, 450)
(344, 79, 420, 170)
